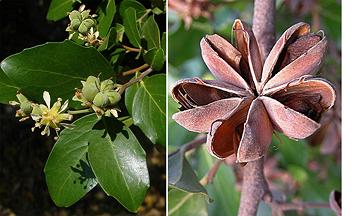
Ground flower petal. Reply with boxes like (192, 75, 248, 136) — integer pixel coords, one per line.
(233, 19, 263, 90)
(237, 98, 273, 162)
(265, 77, 336, 122)
(200, 37, 250, 89)
(172, 78, 250, 109)
(261, 22, 310, 84)
(43, 91, 51, 108)
(173, 98, 244, 133)
(207, 98, 252, 159)
(260, 96, 320, 139)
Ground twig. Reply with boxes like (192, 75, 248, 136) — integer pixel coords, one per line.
(269, 201, 330, 216)
(238, 1, 275, 216)
(122, 44, 141, 53)
(169, 135, 207, 157)
(199, 159, 223, 185)
(118, 67, 153, 95)
(122, 64, 150, 76)
(68, 108, 92, 115)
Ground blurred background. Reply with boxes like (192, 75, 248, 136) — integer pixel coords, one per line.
(0, 0, 165, 215)
(168, 0, 341, 215)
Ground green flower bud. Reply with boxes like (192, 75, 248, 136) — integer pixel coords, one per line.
(82, 76, 100, 101)
(70, 19, 81, 30)
(100, 79, 114, 92)
(78, 19, 95, 34)
(69, 11, 81, 21)
(106, 91, 121, 105)
(93, 92, 109, 108)
(16, 93, 33, 114)
(81, 10, 90, 19)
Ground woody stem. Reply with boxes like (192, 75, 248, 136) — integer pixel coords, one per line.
(238, 0, 275, 216)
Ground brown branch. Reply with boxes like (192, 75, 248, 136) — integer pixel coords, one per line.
(252, 0, 276, 59)
(199, 160, 223, 185)
(168, 135, 207, 157)
(118, 67, 153, 95)
(238, 157, 270, 216)
(121, 64, 150, 76)
(238, 0, 275, 216)
(269, 201, 330, 216)
(122, 44, 141, 53)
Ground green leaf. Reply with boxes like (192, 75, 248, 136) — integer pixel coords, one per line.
(119, 0, 146, 16)
(126, 74, 166, 145)
(142, 15, 161, 49)
(0, 40, 114, 107)
(144, 48, 165, 71)
(169, 188, 208, 216)
(47, 0, 75, 21)
(88, 117, 149, 212)
(123, 7, 142, 48)
(44, 114, 99, 207)
(161, 32, 166, 52)
(169, 149, 208, 195)
(0, 67, 18, 104)
(97, 0, 116, 37)
(97, 27, 117, 51)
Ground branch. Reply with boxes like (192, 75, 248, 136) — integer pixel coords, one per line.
(269, 201, 330, 216)
(169, 135, 207, 157)
(238, 0, 275, 215)
(252, 0, 276, 58)
(121, 64, 150, 76)
(238, 157, 270, 216)
(118, 67, 153, 95)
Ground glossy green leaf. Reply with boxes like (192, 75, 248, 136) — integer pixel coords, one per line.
(142, 15, 161, 49)
(144, 48, 165, 71)
(123, 7, 142, 48)
(44, 114, 99, 207)
(88, 117, 149, 212)
(97, 27, 117, 51)
(161, 32, 166, 52)
(169, 148, 208, 195)
(97, 0, 116, 37)
(126, 74, 165, 145)
(0, 40, 114, 107)
(47, 0, 75, 21)
(169, 188, 208, 216)
(119, 0, 146, 16)
(196, 147, 240, 216)
(0, 67, 18, 104)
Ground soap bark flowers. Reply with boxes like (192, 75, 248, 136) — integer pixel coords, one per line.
(171, 19, 335, 163)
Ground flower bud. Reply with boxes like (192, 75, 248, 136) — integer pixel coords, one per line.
(69, 11, 81, 21)
(70, 19, 81, 30)
(82, 76, 100, 101)
(15, 93, 33, 115)
(100, 79, 115, 92)
(78, 19, 95, 34)
(93, 92, 109, 107)
(106, 91, 121, 105)
(81, 10, 90, 19)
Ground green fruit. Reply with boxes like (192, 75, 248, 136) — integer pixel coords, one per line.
(69, 11, 81, 21)
(82, 19, 95, 28)
(20, 101, 33, 114)
(82, 76, 100, 101)
(93, 92, 109, 107)
(100, 79, 114, 91)
(78, 23, 89, 34)
(81, 10, 90, 19)
(70, 19, 81, 30)
(106, 91, 121, 105)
